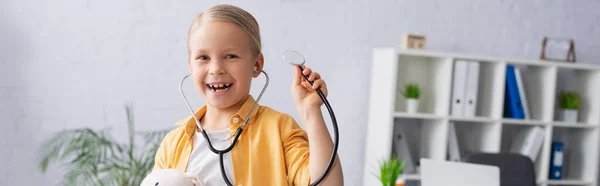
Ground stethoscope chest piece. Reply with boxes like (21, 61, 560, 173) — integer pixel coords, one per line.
(283, 50, 306, 66)
(179, 50, 338, 186)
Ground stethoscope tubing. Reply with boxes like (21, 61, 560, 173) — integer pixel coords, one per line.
(179, 70, 269, 186)
(296, 65, 339, 186)
(179, 66, 338, 186)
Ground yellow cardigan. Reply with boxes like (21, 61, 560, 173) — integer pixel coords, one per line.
(153, 96, 311, 186)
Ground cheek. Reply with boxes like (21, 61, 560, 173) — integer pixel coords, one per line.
(237, 71, 255, 91)
(189, 62, 203, 73)
(232, 67, 253, 81)
(189, 62, 206, 76)
(189, 65, 207, 91)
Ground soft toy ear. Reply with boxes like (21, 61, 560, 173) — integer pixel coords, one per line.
(141, 169, 196, 186)
(189, 176, 202, 186)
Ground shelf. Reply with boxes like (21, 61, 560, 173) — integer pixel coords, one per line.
(392, 118, 448, 172)
(394, 54, 453, 115)
(363, 48, 600, 186)
(503, 63, 557, 121)
(450, 120, 501, 156)
(396, 49, 600, 71)
(448, 116, 496, 123)
(542, 179, 593, 185)
(398, 174, 421, 181)
(500, 124, 550, 180)
(394, 112, 444, 120)
(550, 128, 599, 182)
(554, 68, 600, 125)
(396, 174, 595, 185)
(555, 62, 600, 71)
(449, 59, 505, 118)
(395, 112, 497, 123)
(552, 122, 598, 129)
(502, 118, 547, 126)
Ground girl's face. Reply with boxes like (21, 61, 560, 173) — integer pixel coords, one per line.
(187, 20, 263, 109)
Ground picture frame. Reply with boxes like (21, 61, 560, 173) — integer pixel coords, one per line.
(540, 37, 576, 63)
(403, 34, 426, 50)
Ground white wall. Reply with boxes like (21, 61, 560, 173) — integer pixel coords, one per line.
(1, 0, 599, 185)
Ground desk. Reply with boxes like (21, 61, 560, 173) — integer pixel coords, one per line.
(420, 159, 500, 186)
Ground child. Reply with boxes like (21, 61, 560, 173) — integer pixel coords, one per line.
(152, 4, 344, 186)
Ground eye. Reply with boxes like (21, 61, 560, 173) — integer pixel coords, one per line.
(196, 55, 209, 60)
(225, 54, 238, 59)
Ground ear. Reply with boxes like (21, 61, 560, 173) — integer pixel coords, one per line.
(187, 56, 193, 74)
(252, 53, 264, 78)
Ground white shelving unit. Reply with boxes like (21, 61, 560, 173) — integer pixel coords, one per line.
(363, 48, 600, 186)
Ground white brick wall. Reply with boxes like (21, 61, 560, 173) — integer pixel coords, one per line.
(1, 0, 599, 185)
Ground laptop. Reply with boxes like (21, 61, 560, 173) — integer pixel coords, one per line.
(420, 158, 500, 186)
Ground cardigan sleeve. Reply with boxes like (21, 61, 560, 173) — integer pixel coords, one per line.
(281, 115, 311, 186)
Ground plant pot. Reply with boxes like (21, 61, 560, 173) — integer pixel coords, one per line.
(406, 98, 419, 113)
(559, 109, 578, 122)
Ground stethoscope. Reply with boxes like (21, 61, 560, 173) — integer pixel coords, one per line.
(179, 50, 339, 186)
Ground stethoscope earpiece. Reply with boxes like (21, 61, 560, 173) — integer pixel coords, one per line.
(179, 68, 269, 186)
(178, 50, 338, 186)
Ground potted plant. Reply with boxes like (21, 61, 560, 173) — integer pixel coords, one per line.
(558, 91, 580, 122)
(372, 156, 405, 186)
(403, 83, 420, 113)
(38, 104, 171, 186)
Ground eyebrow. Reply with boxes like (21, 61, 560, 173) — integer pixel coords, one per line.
(192, 47, 242, 55)
(191, 48, 208, 54)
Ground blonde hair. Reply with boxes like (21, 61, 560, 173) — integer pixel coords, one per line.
(187, 4, 262, 56)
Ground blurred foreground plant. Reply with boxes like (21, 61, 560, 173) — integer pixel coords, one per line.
(38, 104, 170, 186)
(372, 156, 405, 186)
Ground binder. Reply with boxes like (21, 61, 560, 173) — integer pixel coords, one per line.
(509, 126, 544, 161)
(394, 130, 416, 173)
(463, 61, 480, 117)
(447, 122, 461, 162)
(549, 141, 564, 180)
(504, 65, 525, 119)
(514, 67, 530, 119)
(451, 60, 469, 117)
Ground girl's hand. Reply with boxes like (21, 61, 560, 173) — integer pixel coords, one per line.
(291, 66, 328, 113)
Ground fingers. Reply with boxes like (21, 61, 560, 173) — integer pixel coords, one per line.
(294, 66, 327, 93)
(301, 67, 321, 81)
(308, 79, 327, 97)
(302, 66, 311, 76)
(301, 81, 312, 89)
(312, 79, 325, 89)
(292, 66, 302, 87)
(308, 71, 321, 82)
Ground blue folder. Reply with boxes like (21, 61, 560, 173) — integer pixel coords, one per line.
(504, 65, 525, 119)
(549, 141, 564, 180)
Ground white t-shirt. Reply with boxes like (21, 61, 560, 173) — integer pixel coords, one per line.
(186, 128, 235, 186)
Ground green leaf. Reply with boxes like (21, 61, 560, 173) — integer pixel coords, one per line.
(125, 103, 135, 159)
(403, 83, 420, 99)
(559, 91, 580, 109)
(373, 156, 405, 186)
(37, 103, 170, 186)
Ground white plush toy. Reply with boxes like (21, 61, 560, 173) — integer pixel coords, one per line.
(140, 169, 201, 186)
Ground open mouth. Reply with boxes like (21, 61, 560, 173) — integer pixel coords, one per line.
(206, 83, 233, 92)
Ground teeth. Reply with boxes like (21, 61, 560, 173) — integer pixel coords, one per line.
(207, 83, 232, 92)
(208, 84, 231, 88)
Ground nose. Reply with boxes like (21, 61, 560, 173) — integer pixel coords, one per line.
(208, 59, 226, 75)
